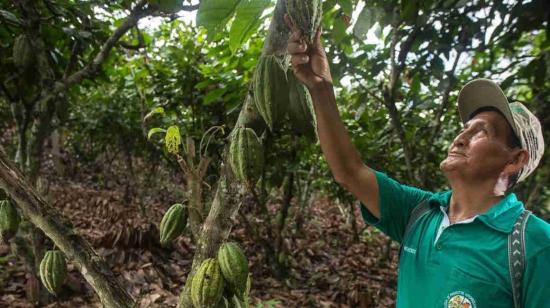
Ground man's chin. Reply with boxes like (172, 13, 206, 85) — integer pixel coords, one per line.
(439, 158, 461, 172)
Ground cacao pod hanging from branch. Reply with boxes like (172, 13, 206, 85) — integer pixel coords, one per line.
(39, 250, 67, 295)
(217, 242, 249, 300)
(191, 258, 225, 308)
(228, 127, 264, 186)
(0, 199, 20, 242)
(13, 34, 34, 70)
(253, 55, 290, 131)
(159, 203, 188, 246)
(288, 71, 317, 140)
(286, 0, 323, 44)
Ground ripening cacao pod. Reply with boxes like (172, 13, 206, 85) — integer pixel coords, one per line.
(217, 242, 249, 300)
(286, 0, 323, 44)
(13, 34, 34, 69)
(159, 203, 187, 246)
(191, 258, 224, 308)
(253, 56, 289, 131)
(39, 250, 67, 295)
(229, 127, 264, 185)
(288, 71, 317, 140)
(0, 199, 20, 242)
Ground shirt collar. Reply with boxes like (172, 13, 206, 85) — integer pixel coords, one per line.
(427, 191, 524, 233)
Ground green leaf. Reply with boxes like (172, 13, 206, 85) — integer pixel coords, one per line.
(338, 0, 353, 15)
(147, 127, 167, 140)
(353, 6, 374, 40)
(197, 0, 241, 38)
(165, 125, 181, 154)
(0, 10, 22, 26)
(204, 87, 227, 105)
(229, 0, 270, 53)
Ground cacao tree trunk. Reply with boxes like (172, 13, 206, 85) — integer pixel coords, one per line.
(0, 148, 136, 308)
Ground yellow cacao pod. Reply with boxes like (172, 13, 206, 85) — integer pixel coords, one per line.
(191, 258, 224, 308)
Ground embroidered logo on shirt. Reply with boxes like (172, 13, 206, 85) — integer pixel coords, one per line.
(445, 291, 476, 308)
(403, 246, 416, 255)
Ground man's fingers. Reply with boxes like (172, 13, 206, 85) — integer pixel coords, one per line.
(288, 41, 307, 54)
(312, 26, 322, 48)
(290, 54, 309, 67)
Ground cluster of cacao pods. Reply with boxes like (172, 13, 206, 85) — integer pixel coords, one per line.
(39, 250, 67, 295)
(0, 199, 20, 242)
(191, 242, 250, 308)
(251, 57, 317, 136)
(228, 127, 264, 185)
(286, 0, 323, 44)
(159, 203, 188, 246)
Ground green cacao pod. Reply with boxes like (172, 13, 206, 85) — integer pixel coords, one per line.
(159, 203, 187, 246)
(253, 56, 289, 131)
(286, 0, 323, 44)
(288, 71, 317, 140)
(217, 242, 249, 300)
(39, 250, 67, 295)
(13, 34, 34, 69)
(229, 127, 264, 185)
(191, 258, 224, 308)
(0, 199, 20, 242)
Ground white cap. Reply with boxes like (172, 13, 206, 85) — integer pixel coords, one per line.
(457, 78, 545, 183)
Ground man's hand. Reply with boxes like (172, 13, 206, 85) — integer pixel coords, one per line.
(285, 14, 333, 90)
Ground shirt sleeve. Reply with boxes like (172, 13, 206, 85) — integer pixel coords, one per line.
(522, 246, 550, 307)
(359, 170, 432, 243)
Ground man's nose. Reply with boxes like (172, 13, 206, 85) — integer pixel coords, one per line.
(452, 131, 469, 148)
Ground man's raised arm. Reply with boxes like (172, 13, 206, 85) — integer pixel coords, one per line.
(285, 16, 380, 218)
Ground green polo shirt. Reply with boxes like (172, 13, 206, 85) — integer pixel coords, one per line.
(360, 170, 550, 308)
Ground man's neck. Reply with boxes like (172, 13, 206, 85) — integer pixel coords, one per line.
(448, 179, 504, 224)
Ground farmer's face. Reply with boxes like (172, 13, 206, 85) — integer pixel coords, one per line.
(440, 111, 516, 181)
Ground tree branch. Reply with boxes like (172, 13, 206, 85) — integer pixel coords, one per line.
(0, 148, 135, 308)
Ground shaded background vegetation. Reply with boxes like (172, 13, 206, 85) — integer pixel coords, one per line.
(0, 0, 548, 307)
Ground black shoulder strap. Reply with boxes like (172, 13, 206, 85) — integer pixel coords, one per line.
(508, 209, 531, 308)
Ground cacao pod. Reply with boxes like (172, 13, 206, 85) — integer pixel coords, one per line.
(253, 56, 289, 131)
(159, 203, 187, 246)
(217, 242, 249, 300)
(191, 258, 224, 308)
(286, 0, 323, 44)
(39, 250, 67, 295)
(0, 199, 20, 242)
(229, 127, 264, 185)
(288, 71, 317, 140)
(13, 34, 34, 69)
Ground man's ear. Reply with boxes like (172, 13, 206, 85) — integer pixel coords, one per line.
(502, 149, 529, 175)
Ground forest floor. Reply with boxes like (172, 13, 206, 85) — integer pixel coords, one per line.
(0, 156, 399, 308)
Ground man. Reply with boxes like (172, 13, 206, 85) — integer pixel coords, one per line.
(286, 18, 550, 308)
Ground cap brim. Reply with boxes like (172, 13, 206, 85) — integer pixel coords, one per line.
(457, 78, 518, 136)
